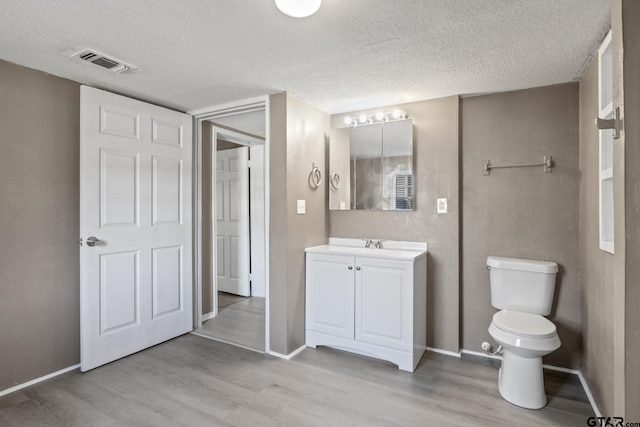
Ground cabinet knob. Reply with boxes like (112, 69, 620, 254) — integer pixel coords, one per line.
(348, 266, 353, 270)
(356, 266, 361, 271)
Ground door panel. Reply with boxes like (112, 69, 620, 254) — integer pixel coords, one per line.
(216, 146, 250, 296)
(355, 257, 412, 351)
(99, 251, 139, 333)
(99, 106, 139, 139)
(152, 245, 182, 318)
(306, 253, 355, 339)
(152, 157, 182, 225)
(80, 86, 192, 372)
(100, 150, 139, 226)
(152, 119, 183, 146)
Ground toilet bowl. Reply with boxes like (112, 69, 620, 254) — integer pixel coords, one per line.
(489, 310, 561, 409)
(485, 256, 561, 410)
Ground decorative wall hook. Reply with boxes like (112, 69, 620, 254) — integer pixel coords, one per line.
(308, 163, 322, 190)
(595, 106, 622, 140)
(330, 172, 341, 190)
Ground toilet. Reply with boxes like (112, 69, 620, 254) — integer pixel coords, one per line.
(486, 256, 561, 410)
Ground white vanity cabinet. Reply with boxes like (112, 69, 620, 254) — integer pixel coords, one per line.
(305, 239, 427, 372)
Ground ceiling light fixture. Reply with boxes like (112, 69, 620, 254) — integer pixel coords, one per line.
(344, 110, 408, 127)
(275, 0, 321, 18)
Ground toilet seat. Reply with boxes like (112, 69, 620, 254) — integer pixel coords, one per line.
(492, 310, 556, 338)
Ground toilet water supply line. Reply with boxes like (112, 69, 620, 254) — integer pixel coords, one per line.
(482, 341, 503, 356)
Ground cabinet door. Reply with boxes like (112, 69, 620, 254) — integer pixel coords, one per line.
(355, 257, 412, 351)
(306, 253, 355, 339)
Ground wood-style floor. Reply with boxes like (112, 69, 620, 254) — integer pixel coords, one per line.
(0, 334, 593, 426)
(194, 294, 265, 352)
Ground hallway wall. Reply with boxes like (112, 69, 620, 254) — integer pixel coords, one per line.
(0, 60, 81, 391)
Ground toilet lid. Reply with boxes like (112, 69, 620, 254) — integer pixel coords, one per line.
(492, 310, 557, 338)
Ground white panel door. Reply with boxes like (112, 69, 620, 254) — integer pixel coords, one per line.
(216, 146, 250, 296)
(355, 257, 412, 351)
(305, 253, 355, 339)
(80, 86, 192, 372)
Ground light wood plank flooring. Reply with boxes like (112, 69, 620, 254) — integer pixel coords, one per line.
(195, 295, 265, 351)
(218, 292, 247, 309)
(0, 335, 593, 426)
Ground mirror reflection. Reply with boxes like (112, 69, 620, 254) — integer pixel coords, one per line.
(330, 119, 413, 211)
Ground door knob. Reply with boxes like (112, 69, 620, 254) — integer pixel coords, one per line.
(86, 236, 100, 247)
(356, 266, 361, 271)
(348, 266, 353, 270)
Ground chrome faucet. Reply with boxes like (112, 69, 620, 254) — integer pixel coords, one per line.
(364, 239, 384, 249)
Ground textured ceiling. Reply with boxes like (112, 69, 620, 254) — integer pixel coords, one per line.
(0, 0, 610, 114)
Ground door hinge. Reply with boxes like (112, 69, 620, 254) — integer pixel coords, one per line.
(79, 237, 83, 246)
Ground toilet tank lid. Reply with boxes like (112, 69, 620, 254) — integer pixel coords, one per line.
(487, 256, 558, 273)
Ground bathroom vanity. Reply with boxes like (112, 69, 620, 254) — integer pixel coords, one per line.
(305, 238, 427, 372)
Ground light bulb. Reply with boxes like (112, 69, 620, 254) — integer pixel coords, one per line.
(358, 114, 367, 124)
(375, 112, 384, 121)
(275, 0, 321, 18)
(344, 116, 352, 126)
(391, 109, 402, 119)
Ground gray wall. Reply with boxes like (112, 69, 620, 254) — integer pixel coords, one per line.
(461, 84, 581, 369)
(581, 2, 640, 415)
(269, 92, 330, 355)
(579, 52, 615, 415)
(611, 0, 640, 418)
(269, 93, 289, 354)
(610, 1, 627, 413)
(0, 60, 80, 390)
(330, 96, 460, 352)
(620, 0, 640, 416)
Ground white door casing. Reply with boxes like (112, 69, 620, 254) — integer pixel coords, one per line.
(80, 86, 192, 372)
(215, 146, 250, 296)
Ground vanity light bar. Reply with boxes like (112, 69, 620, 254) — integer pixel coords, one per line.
(343, 109, 408, 127)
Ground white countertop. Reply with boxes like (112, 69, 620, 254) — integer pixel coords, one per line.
(306, 238, 427, 261)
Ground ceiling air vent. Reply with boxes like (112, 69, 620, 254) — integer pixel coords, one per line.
(72, 49, 137, 74)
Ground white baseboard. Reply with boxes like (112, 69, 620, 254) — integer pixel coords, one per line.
(269, 345, 306, 360)
(0, 364, 80, 398)
(577, 371, 601, 418)
(542, 363, 578, 374)
(201, 311, 215, 321)
(461, 348, 502, 360)
(461, 348, 581, 373)
(189, 331, 265, 354)
(426, 346, 461, 358)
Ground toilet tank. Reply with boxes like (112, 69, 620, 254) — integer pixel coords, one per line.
(487, 256, 558, 315)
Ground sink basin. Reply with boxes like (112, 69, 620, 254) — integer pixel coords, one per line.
(305, 238, 427, 261)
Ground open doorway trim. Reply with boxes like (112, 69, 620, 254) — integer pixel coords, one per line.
(190, 95, 270, 353)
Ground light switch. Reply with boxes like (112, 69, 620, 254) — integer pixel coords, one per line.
(297, 199, 306, 215)
(437, 198, 448, 214)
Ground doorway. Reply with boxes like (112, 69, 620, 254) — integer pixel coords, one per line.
(191, 100, 269, 353)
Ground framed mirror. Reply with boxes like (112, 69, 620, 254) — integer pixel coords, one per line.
(329, 119, 413, 210)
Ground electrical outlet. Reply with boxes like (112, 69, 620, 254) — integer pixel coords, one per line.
(437, 198, 448, 214)
(297, 199, 306, 215)
(340, 201, 346, 210)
